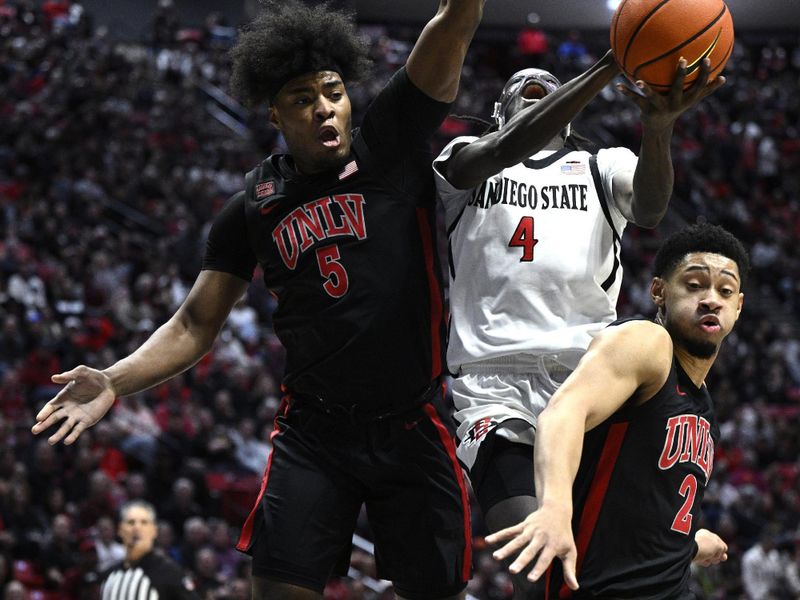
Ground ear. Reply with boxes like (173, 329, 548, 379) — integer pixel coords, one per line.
(735, 292, 744, 321)
(269, 106, 281, 130)
(650, 277, 666, 311)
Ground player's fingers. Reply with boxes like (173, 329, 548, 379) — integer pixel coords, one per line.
(51, 367, 82, 384)
(615, 81, 645, 101)
(721, 552, 728, 562)
(668, 57, 688, 104)
(492, 532, 533, 562)
(561, 549, 579, 590)
(486, 524, 524, 545)
(527, 545, 557, 581)
(684, 58, 713, 103)
(32, 405, 66, 434)
(63, 421, 88, 446)
(698, 75, 726, 100)
(48, 415, 76, 445)
(510, 540, 545, 575)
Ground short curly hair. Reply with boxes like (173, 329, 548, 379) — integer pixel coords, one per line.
(653, 223, 750, 288)
(230, 0, 372, 107)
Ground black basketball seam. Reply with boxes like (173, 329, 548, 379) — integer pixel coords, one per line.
(621, 0, 673, 72)
(612, 0, 633, 58)
(632, 4, 728, 81)
(641, 35, 733, 88)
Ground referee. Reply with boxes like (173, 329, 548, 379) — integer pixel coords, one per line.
(100, 500, 199, 600)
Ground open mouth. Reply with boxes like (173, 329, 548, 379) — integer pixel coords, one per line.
(319, 126, 341, 148)
(521, 83, 547, 100)
(699, 315, 721, 333)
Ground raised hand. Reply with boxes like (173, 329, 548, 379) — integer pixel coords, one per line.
(484, 504, 579, 590)
(31, 366, 117, 445)
(617, 56, 726, 133)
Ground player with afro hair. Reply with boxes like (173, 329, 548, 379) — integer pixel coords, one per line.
(230, 0, 372, 107)
(32, 1, 487, 600)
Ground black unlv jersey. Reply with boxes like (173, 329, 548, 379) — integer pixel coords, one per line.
(546, 350, 719, 598)
(203, 69, 449, 410)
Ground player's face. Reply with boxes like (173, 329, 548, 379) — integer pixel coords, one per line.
(653, 252, 744, 359)
(497, 68, 563, 125)
(270, 71, 353, 175)
(118, 506, 158, 555)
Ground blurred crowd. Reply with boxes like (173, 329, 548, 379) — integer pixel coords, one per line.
(0, 1, 799, 599)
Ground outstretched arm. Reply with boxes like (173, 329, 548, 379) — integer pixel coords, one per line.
(444, 51, 620, 190)
(612, 57, 725, 228)
(485, 321, 673, 589)
(405, 0, 485, 103)
(32, 270, 249, 444)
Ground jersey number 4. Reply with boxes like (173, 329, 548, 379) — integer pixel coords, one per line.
(670, 474, 698, 535)
(316, 244, 349, 298)
(508, 216, 539, 262)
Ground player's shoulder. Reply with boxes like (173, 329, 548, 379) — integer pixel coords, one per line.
(598, 317, 673, 363)
(596, 145, 638, 167)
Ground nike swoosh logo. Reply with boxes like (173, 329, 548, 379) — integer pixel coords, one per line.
(686, 29, 722, 75)
(260, 204, 278, 216)
(676, 385, 687, 397)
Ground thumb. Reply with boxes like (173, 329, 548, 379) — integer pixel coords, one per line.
(563, 548, 579, 591)
(51, 367, 82, 384)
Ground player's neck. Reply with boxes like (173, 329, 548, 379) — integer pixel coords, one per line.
(673, 346, 715, 389)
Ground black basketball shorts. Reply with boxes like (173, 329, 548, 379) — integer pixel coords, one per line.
(468, 425, 537, 514)
(236, 393, 472, 599)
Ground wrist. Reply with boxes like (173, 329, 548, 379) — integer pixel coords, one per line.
(101, 367, 121, 397)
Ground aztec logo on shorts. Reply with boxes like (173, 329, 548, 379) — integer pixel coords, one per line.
(462, 417, 498, 446)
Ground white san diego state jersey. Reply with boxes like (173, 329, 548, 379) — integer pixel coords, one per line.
(434, 138, 637, 373)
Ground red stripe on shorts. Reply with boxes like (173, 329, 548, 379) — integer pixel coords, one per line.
(559, 421, 629, 598)
(236, 397, 290, 551)
(416, 207, 443, 379)
(423, 401, 472, 582)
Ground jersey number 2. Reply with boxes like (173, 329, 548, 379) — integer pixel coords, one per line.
(316, 245, 349, 298)
(670, 474, 698, 535)
(508, 216, 539, 262)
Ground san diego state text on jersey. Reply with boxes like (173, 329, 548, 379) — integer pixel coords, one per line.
(469, 177, 589, 211)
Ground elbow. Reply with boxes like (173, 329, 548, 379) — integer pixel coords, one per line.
(632, 208, 666, 229)
(439, 0, 484, 31)
(634, 214, 663, 229)
(630, 196, 668, 229)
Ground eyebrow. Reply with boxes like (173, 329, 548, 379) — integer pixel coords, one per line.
(684, 264, 740, 282)
(284, 80, 343, 95)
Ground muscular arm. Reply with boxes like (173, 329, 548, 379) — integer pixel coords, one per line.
(612, 58, 725, 228)
(33, 270, 249, 444)
(610, 124, 674, 229)
(486, 321, 673, 585)
(405, 0, 485, 102)
(445, 51, 620, 190)
(533, 321, 672, 507)
(104, 270, 249, 395)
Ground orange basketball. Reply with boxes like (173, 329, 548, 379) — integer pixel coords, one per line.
(610, 0, 734, 91)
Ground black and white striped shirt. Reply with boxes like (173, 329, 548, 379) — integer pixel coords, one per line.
(100, 551, 198, 600)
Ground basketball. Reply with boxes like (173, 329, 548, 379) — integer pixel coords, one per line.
(611, 0, 735, 91)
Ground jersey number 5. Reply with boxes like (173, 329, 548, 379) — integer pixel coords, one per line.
(316, 245, 349, 298)
(670, 474, 698, 535)
(508, 216, 539, 262)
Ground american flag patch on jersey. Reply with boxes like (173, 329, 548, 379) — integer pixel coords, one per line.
(561, 161, 586, 175)
(338, 160, 359, 180)
(256, 181, 276, 199)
